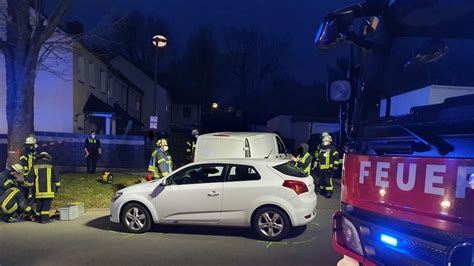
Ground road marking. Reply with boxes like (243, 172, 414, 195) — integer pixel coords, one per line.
(257, 241, 289, 248)
(292, 236, 317, 245)
(311, 222, 319, 226)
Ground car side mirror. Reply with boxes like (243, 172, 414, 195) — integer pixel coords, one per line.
(328, 80, 351, 102)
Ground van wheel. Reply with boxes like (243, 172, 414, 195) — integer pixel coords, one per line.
(121, 203, 152, 233)
(252, 206, 290, 241)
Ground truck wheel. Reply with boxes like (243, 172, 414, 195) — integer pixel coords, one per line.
(252, 206, 290, 241)
(121, 203, 152, 233)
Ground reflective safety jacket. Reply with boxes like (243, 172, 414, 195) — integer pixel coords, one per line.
(0, 187, 32, 215)
(0, 170, 15, 195)
(20, 149, 36, 178)
(185, 138, 197, 162)
(27, 160, 60, 199)
(148, 149, 173, 179)
(296, 152, 313, 175)
(314, 144, 339, 171)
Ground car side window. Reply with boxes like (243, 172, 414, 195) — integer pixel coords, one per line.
(227, 165, 261, 182)
(169, 164, 226, 185)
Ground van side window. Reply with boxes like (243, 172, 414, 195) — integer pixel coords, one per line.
(276, 137, 286, 154)
(244, 139, 251, 157)
(227, 165, 261, 182)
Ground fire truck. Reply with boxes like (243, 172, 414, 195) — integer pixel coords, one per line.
(315, 1, 474, 265)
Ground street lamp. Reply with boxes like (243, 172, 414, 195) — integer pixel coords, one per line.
(152, 34, 167, 122)
(212, 102, 219, 109)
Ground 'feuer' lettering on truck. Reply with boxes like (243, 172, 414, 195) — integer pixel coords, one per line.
(357, 158, 473, 199)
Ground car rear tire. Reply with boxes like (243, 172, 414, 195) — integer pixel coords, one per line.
(120, 203, 152, 233)
(252, 206, 290, 241)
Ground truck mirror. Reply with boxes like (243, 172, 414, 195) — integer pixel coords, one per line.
(315, 17, 347, 49)
(329, 80, 351, 102)
(446, 241, 473, 266)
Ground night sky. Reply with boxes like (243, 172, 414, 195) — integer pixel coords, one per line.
(60, 0, 357, 84)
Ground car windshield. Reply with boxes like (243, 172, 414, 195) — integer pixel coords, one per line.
(273, 162, 307, 178)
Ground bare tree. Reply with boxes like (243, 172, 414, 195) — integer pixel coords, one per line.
(0, 0, 71, 164)
(181, 25, 219, 106)
(224, 27, 288, 111)
(110, 11, 171, 75)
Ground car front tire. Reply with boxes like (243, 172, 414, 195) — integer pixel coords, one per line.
(120, 203, 152, 233)
(252, 206, 290, 241)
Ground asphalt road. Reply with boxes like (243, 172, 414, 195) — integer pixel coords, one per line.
(0, 183, 342, 266)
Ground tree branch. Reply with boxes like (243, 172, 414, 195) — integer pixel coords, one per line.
(36, 0, 71, 44)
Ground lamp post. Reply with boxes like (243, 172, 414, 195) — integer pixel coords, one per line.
(152, 35, 167, 119)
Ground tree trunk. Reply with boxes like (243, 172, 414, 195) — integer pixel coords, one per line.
(4, 48, 37, 165)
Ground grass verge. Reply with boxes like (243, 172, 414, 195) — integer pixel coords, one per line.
(52, 173, 140, 209)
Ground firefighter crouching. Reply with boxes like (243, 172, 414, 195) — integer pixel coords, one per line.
(314, 135, 339, 198)
(148, 139, 173, 180)
(291, 143, 313, 175)
(0, 164, 35, 223)
(26, 152, 60, 223)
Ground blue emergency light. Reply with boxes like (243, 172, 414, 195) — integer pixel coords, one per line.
(380, 234, 398, 247)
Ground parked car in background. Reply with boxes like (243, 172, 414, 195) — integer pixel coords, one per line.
(193, 132, 289, 162)
(110, 158, 317, 241)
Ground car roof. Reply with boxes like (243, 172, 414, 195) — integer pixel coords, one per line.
(187, 158, 289, 167)
(199, 132, 277, 140)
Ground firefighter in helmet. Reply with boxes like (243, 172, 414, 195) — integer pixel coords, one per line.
(291, 143, 313, 175)
(20, 135, 37, 180)
(26, 152, 60, 223)
(314, 134, 339, 198)
(185, 129, 199, 163)
(148, 139, 173, 180)
(0, 164, 35, 223)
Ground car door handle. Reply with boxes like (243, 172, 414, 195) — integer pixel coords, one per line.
(207, 191, 219, 197)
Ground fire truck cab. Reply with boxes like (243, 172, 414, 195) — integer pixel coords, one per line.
(315, 1, 474, 265)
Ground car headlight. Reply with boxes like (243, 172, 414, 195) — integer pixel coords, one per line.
(111, 192, 123, 202)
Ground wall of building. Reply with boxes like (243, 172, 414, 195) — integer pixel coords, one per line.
(0, 132, 146, 170)
(171, 104, 201, 129)
(266, 115, 293, 139)
(0, 33, 74, 134)
(110, 56, 171, 132)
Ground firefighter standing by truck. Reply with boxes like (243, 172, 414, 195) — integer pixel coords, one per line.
(148, 139, 173, 180)
(0, 164, 35, 223)
(291, 143, 313, 175)
(26, 152, 60, 223)
(20, 135, 37, 180)
(314, 135, 339, 198)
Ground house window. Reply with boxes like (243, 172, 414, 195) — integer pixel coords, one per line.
(122, 86, 127, 105)
(78, 56, 85, 82)
(100, 70, 106, 93)
(108, 77, 114, 101)
(88, 62, 95, 88)
(183, 106, 192, 118)
(136, 95, 140, 112)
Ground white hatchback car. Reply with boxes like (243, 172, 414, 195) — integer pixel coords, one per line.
(110, 159, 317, 241)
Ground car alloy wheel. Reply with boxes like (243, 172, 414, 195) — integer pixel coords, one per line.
(258, 211, 285, 237)
(121, 203, 152, 233)
(125, 207, 147, 230)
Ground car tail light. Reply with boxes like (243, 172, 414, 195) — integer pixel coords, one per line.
(283, 180, 308, 195)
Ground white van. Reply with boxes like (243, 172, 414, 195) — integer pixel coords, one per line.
(194, 132, 289, 161)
